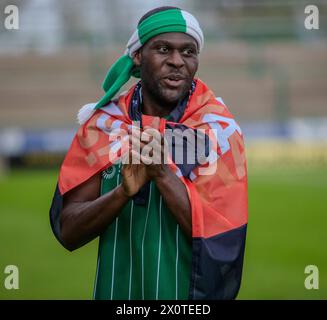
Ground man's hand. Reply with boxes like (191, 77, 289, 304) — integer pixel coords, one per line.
(121, 126, 168, 198)
(132, 126, 170, 180)
(120, 126, 153, 197)
(121, 158, 150, 197)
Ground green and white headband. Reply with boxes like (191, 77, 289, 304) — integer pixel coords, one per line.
(95, 8, 204, 110)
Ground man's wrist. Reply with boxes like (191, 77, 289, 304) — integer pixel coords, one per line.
(153, 165, 173, 184)
(116, 183, 132, 200)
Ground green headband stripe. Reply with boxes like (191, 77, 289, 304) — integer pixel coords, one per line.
(137, 9, 186, 45)
(97, 54, 134, 109)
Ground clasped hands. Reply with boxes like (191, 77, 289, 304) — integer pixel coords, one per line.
(121, 125, 170, 197)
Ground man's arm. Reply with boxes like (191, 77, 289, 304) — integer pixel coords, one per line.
(153, 167, 192, 239)
(60, 174, 130, 251)
(60, 151, 150, 251)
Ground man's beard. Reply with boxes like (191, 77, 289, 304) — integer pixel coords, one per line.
(140, 70, 192, 108)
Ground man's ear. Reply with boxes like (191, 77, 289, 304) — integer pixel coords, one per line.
(132, 50, 142, 67)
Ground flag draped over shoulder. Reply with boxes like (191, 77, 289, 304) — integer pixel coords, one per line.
(50, 78, 248, 300)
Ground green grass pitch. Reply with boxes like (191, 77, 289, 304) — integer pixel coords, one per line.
(0, 166, 326, 299)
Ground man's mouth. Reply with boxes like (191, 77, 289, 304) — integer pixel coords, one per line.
(162, 74, 186, 88)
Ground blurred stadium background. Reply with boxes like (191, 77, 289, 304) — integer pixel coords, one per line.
(0, 0, 326, 299)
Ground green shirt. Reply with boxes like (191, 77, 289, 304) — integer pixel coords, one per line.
(93, 162, 192, 300)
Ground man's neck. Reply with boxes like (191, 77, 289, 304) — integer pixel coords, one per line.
(141, 88, 176, 118)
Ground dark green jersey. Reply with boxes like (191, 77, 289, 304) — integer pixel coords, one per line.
(93, 162, 192, 300)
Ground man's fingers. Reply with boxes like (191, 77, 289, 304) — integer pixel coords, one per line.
(121, 149, 132, 165)
(130, 149, 154, 165)
(140, 154, 153, 165)
(130, 148, 162, 165)
(142, 128, 162, 144)
(127, 126, 170, 165)
(129, 125, 164, 144)
(130, 132, 163, 155)
(141, 144, 161, 164)
(130, 135, 146, 149)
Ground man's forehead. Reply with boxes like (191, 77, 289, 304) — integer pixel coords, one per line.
(145, 32, 198, 47)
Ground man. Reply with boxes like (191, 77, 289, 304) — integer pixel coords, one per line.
(50, 6, 248, 300)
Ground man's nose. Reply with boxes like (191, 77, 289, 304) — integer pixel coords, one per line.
(167, 50, 185, 68)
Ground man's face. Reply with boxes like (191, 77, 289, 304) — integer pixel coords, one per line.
(133, 32, 199, 107)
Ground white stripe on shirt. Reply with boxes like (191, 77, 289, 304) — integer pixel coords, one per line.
(175, 224, 180, 300)
(142, 182, 152, 299)
(128, 200, 134, 300)
(110, 167, 121, 299)
(156, 195, 163, 300)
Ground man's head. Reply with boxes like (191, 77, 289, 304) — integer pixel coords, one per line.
(133, 31, 198, 107)
(95, 7, 203, 110)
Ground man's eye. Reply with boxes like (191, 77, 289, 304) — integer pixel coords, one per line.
(183, 48, 196, 55)
(158, 46, 169, 53)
